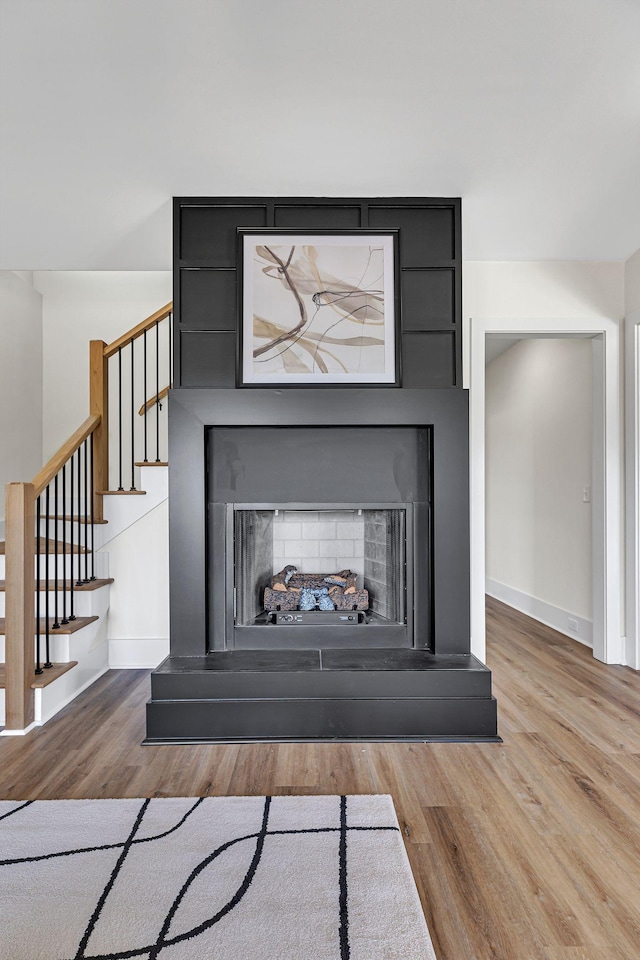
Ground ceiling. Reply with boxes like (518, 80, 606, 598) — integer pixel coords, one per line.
(1, 0, 639, 270)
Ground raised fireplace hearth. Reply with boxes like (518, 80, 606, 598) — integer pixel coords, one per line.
(144, 196, 498, 743)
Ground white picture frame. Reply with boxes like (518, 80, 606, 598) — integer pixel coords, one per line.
(240, 231, 398, 386)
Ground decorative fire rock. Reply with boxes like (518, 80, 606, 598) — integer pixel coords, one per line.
(299, 588, 335, 611)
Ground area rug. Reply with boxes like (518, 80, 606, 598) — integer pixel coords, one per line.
(0, 794, 436, 960)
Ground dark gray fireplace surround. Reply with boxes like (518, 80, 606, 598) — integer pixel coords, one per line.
(144, 196, 498, 743)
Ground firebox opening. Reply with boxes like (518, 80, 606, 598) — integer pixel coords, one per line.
(233, 507, 408, 629)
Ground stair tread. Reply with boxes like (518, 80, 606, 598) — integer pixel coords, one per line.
(0, 540, 90, 555)
(31, 662, 78, 688)
(134, 461, 168, 467)
(97, 490, 147, 495)
(0, 661, 78, 690)
(0, 616, 98, 635)
(0, 578, 113, 593)
(45, 516, 108, 524)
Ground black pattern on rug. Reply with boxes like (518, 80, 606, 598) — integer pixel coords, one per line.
(0, 795, 406, 960)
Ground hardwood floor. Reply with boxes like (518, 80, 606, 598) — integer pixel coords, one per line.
(2, 596, 640, 959)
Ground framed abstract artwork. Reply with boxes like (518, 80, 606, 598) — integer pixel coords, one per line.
(239, 229, 399, 385)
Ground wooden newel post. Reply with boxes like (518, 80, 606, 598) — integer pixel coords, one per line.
(90, 340, 109, 520)
(5, 482, 36, 731)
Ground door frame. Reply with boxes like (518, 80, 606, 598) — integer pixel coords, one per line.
(468, 315, 623, 665)
(625, 308, 640, 670)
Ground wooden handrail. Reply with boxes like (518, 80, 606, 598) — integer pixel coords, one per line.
(138, 385, 170, 416)
(103, 302, 173, 359)
(31, 415, 100, 498)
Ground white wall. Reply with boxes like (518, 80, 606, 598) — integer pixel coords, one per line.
(105, 499, 169, 668)
(463, 261, 625, 385)
(485, 338, 593, 637)
(624, 248, 640, 669)
(33, 271, 171, 460)
(2, 2, 640, 269)
(463, 260, 625, 388)
(466, 260, 624, 663)
(0, 272, 43, 520)
(626, 248, 640, 315)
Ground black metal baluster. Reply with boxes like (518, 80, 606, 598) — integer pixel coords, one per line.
(130, 339, 136, 490)
(143, 328, 148, 463)
(155, 319, 160, 462)
(61, 463, 69, 623)
(44, 484, 51, 669)
(53, 473, 60, 629)
(118, 346, 124, 490)
(76, 447, 83, 588)
(35, 495, 42, 674)
(83, 438, 89, 583)
(90, 433, 96, 581)
(69, 453, 76, 619)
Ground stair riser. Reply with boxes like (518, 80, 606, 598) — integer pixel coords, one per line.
(150, 670, 493, 701)
(0, 553, 109, 580)
(37, 520, 106, 549)
(1, 633, 77, 665)
(0, 592, 96, 620)
(145, 697, 499, 742)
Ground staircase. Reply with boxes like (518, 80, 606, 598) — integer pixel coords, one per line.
(0, 304, 173, 733)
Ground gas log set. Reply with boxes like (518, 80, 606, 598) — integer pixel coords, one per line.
(263, 565, 370, 614)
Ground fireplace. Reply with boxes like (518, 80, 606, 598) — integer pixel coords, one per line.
(231, 505, 411, 648)
(146, 385, 498, 741)
(144, 196, 498, 743)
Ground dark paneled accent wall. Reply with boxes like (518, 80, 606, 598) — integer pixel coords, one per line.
(174, 197, 462, 389)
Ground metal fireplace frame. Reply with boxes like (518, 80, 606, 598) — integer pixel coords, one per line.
(168, 386, 471, 660)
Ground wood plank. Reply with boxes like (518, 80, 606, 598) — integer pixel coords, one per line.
(138, 386, 170, 416)
(0, 539, 89, 555)
(3, 482, 36, 729)
(2, 599, 640, 957)
(0, 579, 114, 592)
(89, 340, 108, 522)
(97, 490, 147, 496)
(0, 662, 78, 690)
(30, 662, 78, 688)
(45, 516, 108, 524)
(103, 302, 173, 358)
(0, 616, 98, 636)
(134, 461, 168, 467)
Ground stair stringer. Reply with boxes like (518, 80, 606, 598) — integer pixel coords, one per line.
(100, 466, 168, 546)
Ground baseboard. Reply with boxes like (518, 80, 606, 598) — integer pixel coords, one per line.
(486, 578, 593, 648)
(109, 637, 169, 669)
(1, 720, 39, 737)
